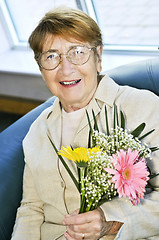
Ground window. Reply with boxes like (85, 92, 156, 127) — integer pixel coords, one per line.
(0, 0, 84, 48)
(0, 0, 158, 75)
(91, 0, 159, 51)
(1, 0, 159, 52)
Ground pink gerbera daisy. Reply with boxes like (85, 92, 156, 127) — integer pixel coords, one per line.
(105, 148, 149, 205)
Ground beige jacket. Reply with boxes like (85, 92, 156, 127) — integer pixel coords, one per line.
(12, 76, 159, 240)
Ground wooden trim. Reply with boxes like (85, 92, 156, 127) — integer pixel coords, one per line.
(0, 96, 42, 115)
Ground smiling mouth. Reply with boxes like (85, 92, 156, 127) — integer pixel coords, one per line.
(60, 79, 81, 86)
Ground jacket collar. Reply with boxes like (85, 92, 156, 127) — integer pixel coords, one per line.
(95, 74, 119, 107)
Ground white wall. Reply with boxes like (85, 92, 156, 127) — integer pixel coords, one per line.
(0, 20, 52, 102)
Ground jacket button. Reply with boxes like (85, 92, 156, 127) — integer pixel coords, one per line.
(61, 181, 65, 188)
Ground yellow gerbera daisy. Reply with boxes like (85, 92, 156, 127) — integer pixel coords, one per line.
(58, 146, 101, 167)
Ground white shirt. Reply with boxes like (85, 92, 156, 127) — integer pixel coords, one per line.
(61, 107, 85, 147)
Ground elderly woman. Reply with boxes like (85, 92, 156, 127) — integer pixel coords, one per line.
(11, 7, 159, 240)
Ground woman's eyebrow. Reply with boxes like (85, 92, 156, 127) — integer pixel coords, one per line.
(43, 43, 88, 54)
(44, 45, 84, 53)
(42, 48, 58, 53)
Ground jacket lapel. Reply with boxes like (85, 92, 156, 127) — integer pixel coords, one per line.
(46, 98, 62, 150)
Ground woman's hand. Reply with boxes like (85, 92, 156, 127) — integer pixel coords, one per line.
(63, 208, 123, 240)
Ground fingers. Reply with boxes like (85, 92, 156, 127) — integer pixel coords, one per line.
(66, 222, 96, 239)
(65, 229, 96, 240)
(63, 208, 123, 239)
(63, 209, 102, 240)
(63, 209, 101, 226)
(64, 229, 87, 240)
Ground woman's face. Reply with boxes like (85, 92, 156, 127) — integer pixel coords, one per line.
(40, 35, 102, 112)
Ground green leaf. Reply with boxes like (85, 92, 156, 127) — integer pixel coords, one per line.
(113, 104, 119, 129)
(149, 172, 159, 179)
(113, 105, 116, 129)
(77, 167, 81, 192)
(86, 110, 97, 147)
(130, 123, 146, 138)
(88, 129, 92, 148)
(47, 135, 79, 192)
(120, 110, 125, 129)
(146, 174, 159, 188)
(150, 146, 159, 152)
(105, 105, 110, 135)
(79, 167, 86, 214)
(97, 195, 110, 207)
(139, 129, 155, 141)
(146, 182, 155, 189)
(92, 109, 99, 132)
(70, 145, 74, 150)
(147, 165, 151, 175)
(86, 110, 93, 134)
(146, 167, 159, 188)
(115, 104, 119, 127)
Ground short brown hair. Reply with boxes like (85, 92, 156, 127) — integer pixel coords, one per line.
(28, 7, 103, 59)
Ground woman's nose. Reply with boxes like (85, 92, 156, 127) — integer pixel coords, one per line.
(60, 55, 74, 75)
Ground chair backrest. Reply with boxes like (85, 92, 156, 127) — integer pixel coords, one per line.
(0, 58, 158, 240)
(107, 57, 159, 96)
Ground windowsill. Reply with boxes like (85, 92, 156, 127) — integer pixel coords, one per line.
(0, 49, 52, 104)
(0, 48, 40, 75)
(0, 48, 158, 75)
(102, 48, 159, 72)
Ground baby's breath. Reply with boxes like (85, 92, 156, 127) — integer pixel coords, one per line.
(84, 150, 117, 210)
(92, 126, 151, 159)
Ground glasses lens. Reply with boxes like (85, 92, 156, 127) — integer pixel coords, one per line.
(40, 50, 60, 70)
(68, 46, 91, 65)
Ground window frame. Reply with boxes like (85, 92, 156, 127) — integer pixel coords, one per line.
(0, 0, 26, 49)
(1, 0, 159, 53)
(0, 0, 88, 49)
(90, 0, 159, 53)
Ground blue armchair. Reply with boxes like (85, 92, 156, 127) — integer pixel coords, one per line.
(0, 58, 159, 240)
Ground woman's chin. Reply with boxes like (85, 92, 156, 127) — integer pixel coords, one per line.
(61, 95, 85, 110)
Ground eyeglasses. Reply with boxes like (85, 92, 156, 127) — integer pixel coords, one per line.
(38, 45, 95, 70)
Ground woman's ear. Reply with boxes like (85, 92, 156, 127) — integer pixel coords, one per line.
(96, 45, 103, 73)
(34, 54, 42, 71)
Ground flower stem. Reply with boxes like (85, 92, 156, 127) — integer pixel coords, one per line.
(79, 167, 86, 213)
(86, 198, 97, 212)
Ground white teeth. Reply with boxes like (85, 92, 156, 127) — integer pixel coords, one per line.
(64, 81, 76, 85)
(61, 80, 80, 85)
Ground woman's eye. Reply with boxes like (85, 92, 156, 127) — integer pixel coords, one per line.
(70, 49, 85, 58)
(74, 48, 84, 55)
(47, 53, 57, 60)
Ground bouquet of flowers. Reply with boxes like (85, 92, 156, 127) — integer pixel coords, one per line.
(48, 104, 159, 213)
